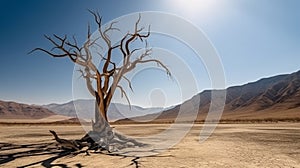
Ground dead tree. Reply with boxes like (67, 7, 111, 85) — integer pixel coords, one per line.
(30, 11, 171, 152)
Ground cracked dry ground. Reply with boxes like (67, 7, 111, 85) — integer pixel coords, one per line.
(0, 123, 300, 168)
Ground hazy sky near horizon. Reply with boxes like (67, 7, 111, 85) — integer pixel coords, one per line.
(0, 0, 299, 106)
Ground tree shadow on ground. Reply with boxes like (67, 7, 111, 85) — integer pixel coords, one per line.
(0, 142, 174, 168)
(0, 142, 84, 168)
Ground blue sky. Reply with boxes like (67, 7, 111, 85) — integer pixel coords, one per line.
(0, 0, 299, 106)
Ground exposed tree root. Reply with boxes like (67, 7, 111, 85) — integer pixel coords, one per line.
(49, 128, 147, 155)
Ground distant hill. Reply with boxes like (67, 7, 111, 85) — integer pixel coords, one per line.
(0, 100, 55, 119)
(43, 99, 166, 121)
(2, 70, 299, 122)
(116, 70, 300, 123)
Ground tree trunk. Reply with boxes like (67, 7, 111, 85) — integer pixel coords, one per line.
(50, 97, 145, 153)
(93, 97, 111, 133)
(92, 102, 110, 133)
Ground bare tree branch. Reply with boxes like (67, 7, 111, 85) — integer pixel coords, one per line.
(122, 76, 133, 92)
(117, 85, 131, 108)
(138, 59, 171, 76)
(30, 11, 171, 123)
(78, 68, 97, 97)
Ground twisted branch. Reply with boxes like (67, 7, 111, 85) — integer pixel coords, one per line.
(30, 11, 171, 122)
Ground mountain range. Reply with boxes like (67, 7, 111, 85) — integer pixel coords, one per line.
(116, 70, 300, 123)
(1, 70, 300, 122)
(0, 100, 55, 119)
(42, 99, 166, 121)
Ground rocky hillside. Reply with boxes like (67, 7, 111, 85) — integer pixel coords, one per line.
(116, 70, 300, 123)
(0, 100, 55, 119)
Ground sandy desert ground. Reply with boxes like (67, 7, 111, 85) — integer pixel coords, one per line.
(0, 123, 300, 168)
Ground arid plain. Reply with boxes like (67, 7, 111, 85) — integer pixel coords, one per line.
(1, 123, 300, 168)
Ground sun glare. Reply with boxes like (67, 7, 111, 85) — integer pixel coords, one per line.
(171, 0, 217, 19)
